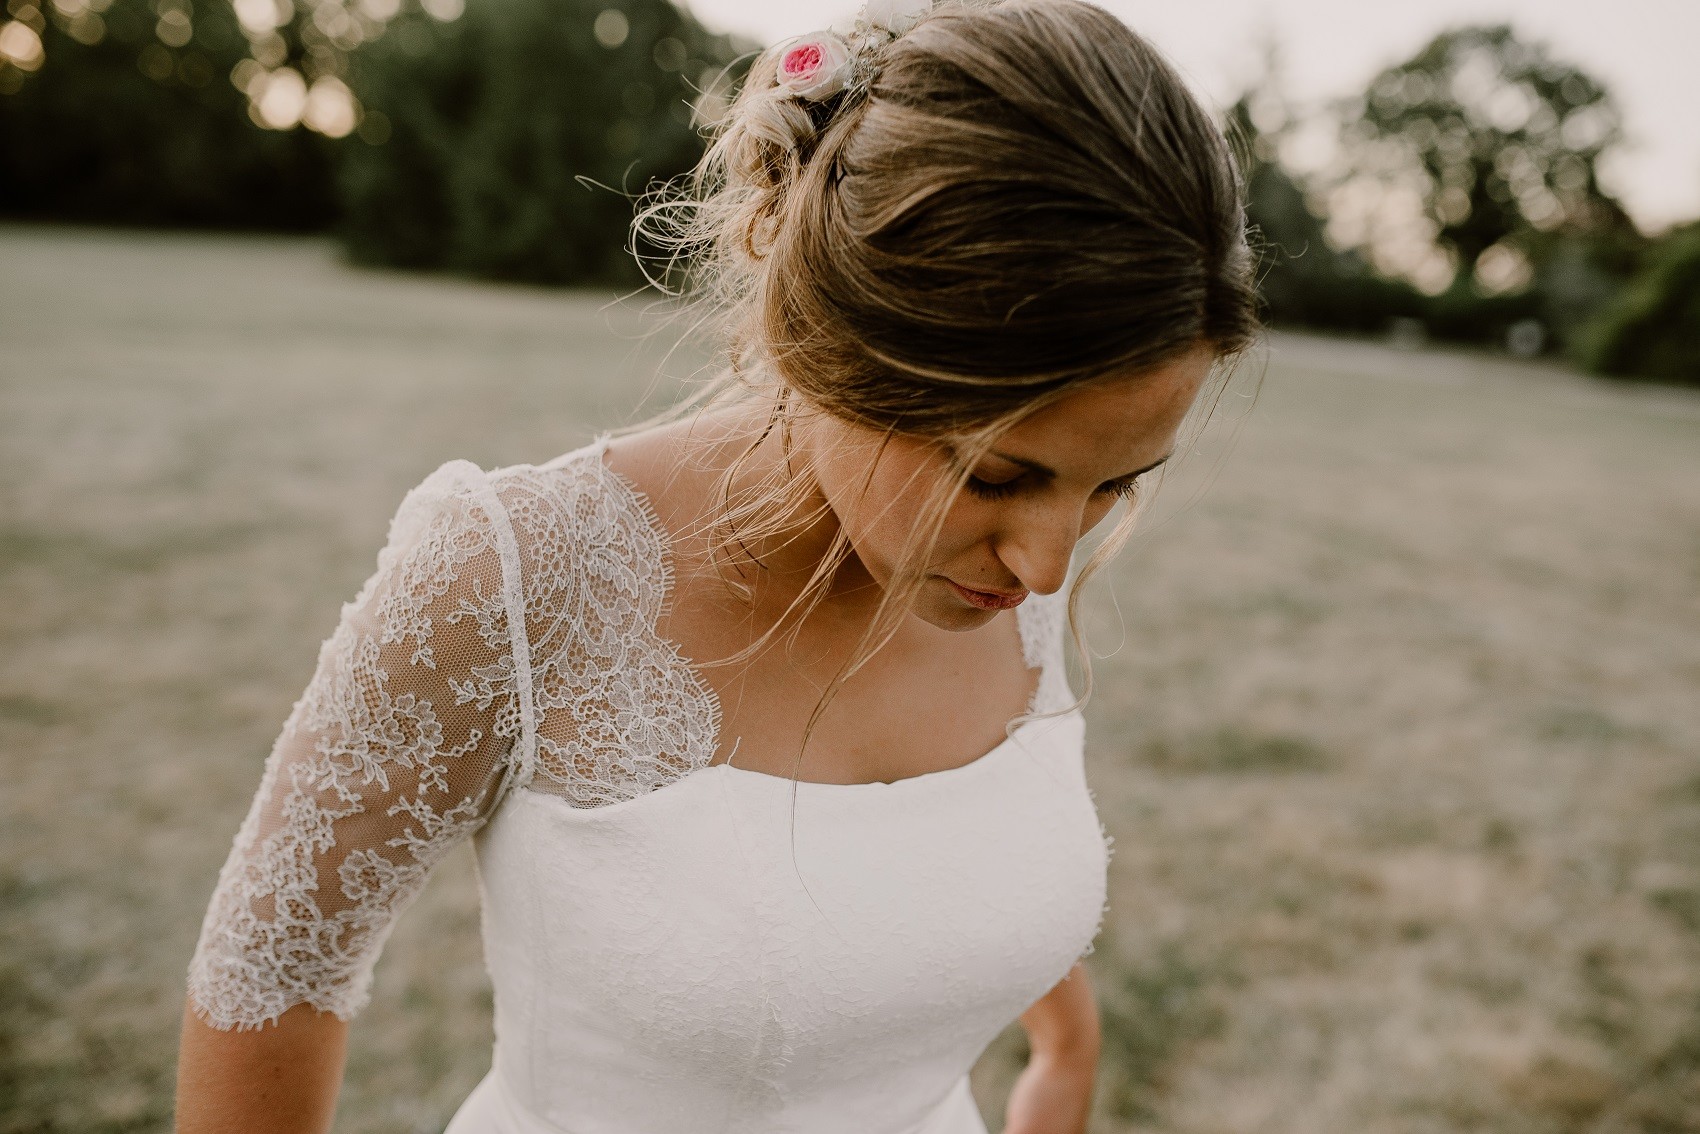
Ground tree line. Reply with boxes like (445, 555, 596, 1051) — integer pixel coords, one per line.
(1233, 26, 1696, 385)
(0, 0, 1692, 384)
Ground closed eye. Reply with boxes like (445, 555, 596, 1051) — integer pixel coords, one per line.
(1100, 476, 1141, 501)
(962, 473, 1143, 502)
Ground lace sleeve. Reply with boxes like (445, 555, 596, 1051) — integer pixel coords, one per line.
(185, 460, 532, 1031)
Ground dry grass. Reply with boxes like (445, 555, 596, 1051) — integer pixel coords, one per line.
(2, 225, 1696, 1133)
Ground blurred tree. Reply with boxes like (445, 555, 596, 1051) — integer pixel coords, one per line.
(1228, 39, 1427, 336)
(1331, 24, 1642, 294)
(336, 0, 753, 287)
(0, 0, 336, 228)
(1577, 222, 1700, 385)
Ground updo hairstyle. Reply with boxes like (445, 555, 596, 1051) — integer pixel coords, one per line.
(628, 0, 1264, 760)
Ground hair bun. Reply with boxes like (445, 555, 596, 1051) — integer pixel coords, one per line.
(862, 0, 933, 36)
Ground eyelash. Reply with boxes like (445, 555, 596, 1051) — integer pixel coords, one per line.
(962, 475, 1141, 502)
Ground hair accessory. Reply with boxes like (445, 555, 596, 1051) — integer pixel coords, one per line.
(777, 34, 855, 100)
(776, 0, 934, 103)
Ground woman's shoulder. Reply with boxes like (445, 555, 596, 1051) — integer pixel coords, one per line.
(428, 436, 610, 501)
(393, 436, 631, 547)
(484, 433, 670, 562)
(399, 436, 678, 628)
(478, 411, 759, 571)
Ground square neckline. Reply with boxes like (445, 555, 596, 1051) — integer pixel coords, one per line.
(567, 430, 1062, 792)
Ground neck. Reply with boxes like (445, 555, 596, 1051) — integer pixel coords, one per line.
(686, 402, 883, 617)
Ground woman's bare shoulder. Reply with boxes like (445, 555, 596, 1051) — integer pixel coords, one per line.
(600, 406, 765, 538)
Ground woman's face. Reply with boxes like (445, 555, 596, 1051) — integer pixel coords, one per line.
(800, 341, 1216, 631)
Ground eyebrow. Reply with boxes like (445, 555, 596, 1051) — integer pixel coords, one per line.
(990, 449, 1174, 482)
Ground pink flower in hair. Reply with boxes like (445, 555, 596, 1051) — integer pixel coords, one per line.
(777, 32, 853, 100)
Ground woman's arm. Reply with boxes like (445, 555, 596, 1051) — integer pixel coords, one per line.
(1018, 960, 1101, 1064)
(1006, 961, 1101, 1134)
(175, 1003, 347, 1133)
(175, 463, 527, 1127)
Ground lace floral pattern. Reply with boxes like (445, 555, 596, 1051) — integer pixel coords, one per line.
(186, 440, 1076, 1031)
(511, 448, 723, 808)
(186, 461, 526, 1030)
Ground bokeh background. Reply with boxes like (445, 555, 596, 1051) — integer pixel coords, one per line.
(1, 0, 1696, 1131)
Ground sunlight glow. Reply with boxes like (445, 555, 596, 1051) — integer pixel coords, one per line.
(0, 20, 45, 70)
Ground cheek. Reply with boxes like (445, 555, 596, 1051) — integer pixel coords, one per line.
(824, 466, 981, 585)
(1084, 496, 1120, 534)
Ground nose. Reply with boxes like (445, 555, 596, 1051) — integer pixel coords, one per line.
(992, 498, 1087, 597)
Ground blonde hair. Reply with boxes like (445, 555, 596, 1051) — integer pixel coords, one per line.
(622, 0, 1263, 787)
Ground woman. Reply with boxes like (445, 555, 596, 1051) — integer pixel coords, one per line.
(174, 0, 1260, 1130)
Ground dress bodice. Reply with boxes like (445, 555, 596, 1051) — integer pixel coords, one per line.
(186, 433, 1113, 1133)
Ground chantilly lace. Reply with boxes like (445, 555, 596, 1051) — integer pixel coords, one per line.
(186, 438, 1071, 1031)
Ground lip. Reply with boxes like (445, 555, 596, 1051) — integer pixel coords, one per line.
(945, 579, 1028, 610)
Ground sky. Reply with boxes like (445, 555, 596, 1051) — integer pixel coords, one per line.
(681, 0, 1700, 235)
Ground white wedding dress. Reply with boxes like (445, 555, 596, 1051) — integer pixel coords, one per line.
(187, 433, 1113, 1134)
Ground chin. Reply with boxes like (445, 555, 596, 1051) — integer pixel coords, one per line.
(917, 607, 979, 632)
(867, 573, 997, 632)
(914, 587, 999, 632)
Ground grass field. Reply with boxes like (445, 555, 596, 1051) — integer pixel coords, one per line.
(2, 224, 1697, 1133)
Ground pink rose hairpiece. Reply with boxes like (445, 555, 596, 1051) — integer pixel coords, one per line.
(776, 0, 933, 103)
(777, 34, 856, 100)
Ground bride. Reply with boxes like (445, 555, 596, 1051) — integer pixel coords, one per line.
(173, 1, 1260, 1130)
